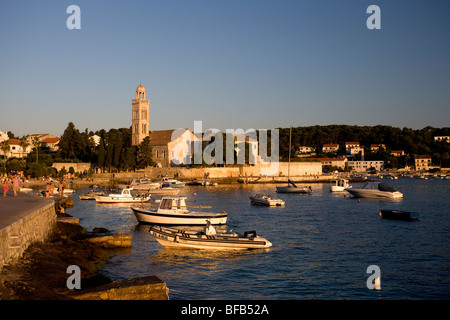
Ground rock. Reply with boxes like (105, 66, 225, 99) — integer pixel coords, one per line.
(86, 233, 132, 248)
(71, 276, 168, 300)
(92, 227, 108, 234)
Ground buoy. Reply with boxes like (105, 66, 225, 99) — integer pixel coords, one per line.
(374, 276, 381, 290)
(378, 212, 382, 216)
(358, 199, 360, 203)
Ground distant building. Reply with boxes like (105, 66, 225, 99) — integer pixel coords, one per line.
(322, 143, 339, 153)
(391, 150, 405, 157)
(26, 133, 57, 144)
(149, 129, 194, 167)
(298, 146, 314, 154)
(89, 134, 101, 146)
(131, 84, 150, 146)
(434, 136, 450, 143)
(370, 144, 385, 152)
(0, 139, 32, 159)
(347, 160, 384, 173)
(0, 131, 8, 143)
(415, 155, 432, 171)
(310, 157, 347, 170)
(41, 137, 61, 153)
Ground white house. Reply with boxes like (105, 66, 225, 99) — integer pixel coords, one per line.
(0, 139, 33, 159)
(347, 160, 384, 173)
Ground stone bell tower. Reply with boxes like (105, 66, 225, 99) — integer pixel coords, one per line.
(131, 84, 150, 146)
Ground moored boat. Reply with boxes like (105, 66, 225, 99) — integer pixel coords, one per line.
(94, 187, 150, 204)
(249, 194, 285, 206)
(345, 182, 403, 199)
(149, 221, 272, 250)
(330, 178, 351, 192)
(379, 209, 419, 221)
(131, 196, 227, 225)
(276, 180, 312, 194)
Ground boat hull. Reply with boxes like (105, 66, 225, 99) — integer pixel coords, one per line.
(94, 196, 150, 204)
(149, 226, 272, 250)
(249, 197, 284, 206)
(276, 186, 311, 194)
(132, 208, 227, 225)
(345, 189, 403, 199)
(380, 210, 419, 221)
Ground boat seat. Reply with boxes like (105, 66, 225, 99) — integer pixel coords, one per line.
(243, 231, 257, 238)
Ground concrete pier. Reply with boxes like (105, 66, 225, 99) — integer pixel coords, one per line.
(0, 191, 56, 272)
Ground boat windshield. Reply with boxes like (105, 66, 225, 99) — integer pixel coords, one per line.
(360, 182, 397, 192)
(378, 183, 396, 192)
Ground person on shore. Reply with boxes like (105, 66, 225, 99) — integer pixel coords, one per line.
(58, 180, 64, 197)
(2, 180, 8, 197)
(12, 175, 20, 197)
(50, 180, 54, 197)
(45, 183, 50, 198)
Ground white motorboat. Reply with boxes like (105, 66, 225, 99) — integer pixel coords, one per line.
(148, 184, 181, 195)
(118, 178, 160, 190)
(131, 196, 227, 225)
(149, 221, 272, 250)
(159, 177, 185, 188)
(249, 194, 285, 206)
(94, 187, 150, 204)
(345, 182, 403, 199)
(330, 178, 352, 192)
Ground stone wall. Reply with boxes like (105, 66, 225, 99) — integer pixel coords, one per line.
(0, 202, 56, 272)
(52, 162, 93, 173)
(93, 161, 323, 183)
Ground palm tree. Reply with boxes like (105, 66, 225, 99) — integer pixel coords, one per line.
(19, 137, 30, 159)
(1, 140, 10, 172)
(32, 136, 41, 164)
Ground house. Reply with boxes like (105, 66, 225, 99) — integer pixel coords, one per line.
(149, 129, 194, 167)
(310, 157, 347, 170)
(298, 146, 314, 154)
(89, 135, 101, 146)
(41, 137, 61, 153)
(347, 160, 384, 173)
(0, 131, 8, 143)
(345, 142, 360, 150)
(345, 141, 364, 157)
(370, 144, 386, 152)
(434, 136, 450, 143)
(0, 139, 33, 159)
(322, 144, 339, 153)
(26, 133, 58, 145)
(391, 150, 405, 157)
(415, 155, 432, 171)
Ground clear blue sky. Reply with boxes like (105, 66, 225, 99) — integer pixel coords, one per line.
(1, 0, 449, 137)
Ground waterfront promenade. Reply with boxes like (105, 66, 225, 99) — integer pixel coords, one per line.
(0, 191, 56, 271)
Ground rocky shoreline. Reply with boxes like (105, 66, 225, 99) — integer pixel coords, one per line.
(0, 198, 167, 300)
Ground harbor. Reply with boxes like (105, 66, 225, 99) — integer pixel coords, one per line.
(1, 175, 447, 299)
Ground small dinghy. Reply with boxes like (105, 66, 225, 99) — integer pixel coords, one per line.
(379, 209, 419, 221)
(149, 221, 272, 250)
(249, 194, 285, 206)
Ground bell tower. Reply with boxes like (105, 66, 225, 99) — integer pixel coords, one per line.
(131, 84, 150, 146)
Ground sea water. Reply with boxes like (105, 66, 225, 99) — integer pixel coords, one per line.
(70, 177, 450, 300)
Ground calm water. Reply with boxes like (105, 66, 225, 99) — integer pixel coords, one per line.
(68, 177, 450, 300)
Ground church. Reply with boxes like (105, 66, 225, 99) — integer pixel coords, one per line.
(131, 84, 194, 167)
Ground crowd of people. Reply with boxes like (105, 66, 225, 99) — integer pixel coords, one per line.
(2, 173, 66, 198)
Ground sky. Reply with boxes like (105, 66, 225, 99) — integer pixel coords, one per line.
(0, 0, 449, 137)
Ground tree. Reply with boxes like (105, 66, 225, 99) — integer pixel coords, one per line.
(31, 136, 41, 164)
(19, 137, 30, 159)
(1, 140, 10, 172)
(136, 137, 154, 169)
